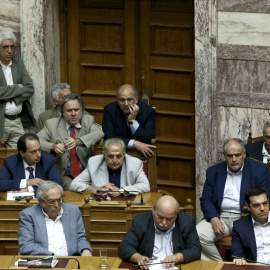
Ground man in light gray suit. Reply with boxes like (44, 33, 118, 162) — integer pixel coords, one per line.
(37, 94, 104, 190)
(18, 181, 92, 256)
(69, 138, 150, 196)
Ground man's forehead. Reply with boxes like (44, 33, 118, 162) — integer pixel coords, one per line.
(64, 99, 81, 108)
(118, 87, 134, 96)
(106, 144, 124, 154)
(2, 39, 14, 44)
(250, 194, 268, 204)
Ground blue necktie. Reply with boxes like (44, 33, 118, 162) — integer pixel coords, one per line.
(27, 167, 34, 179)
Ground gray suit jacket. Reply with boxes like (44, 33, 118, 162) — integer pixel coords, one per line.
(37, 107, 60, 132)
(37, 114, 104, 176)
(18, 203, 92, 255)
(0, 55, 35, 137)
(69, 154, 150, 194)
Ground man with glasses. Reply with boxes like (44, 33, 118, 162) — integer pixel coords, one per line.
(0, 30, 35, 147)
(18, 181, 92, 256)
(69, 138, 150, 196)
(102, 84, 156, 158)
(245, 121, 270, 163)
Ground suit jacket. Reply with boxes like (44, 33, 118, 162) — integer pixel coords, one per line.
(245, 141, 264, 162)
(37, 114, 104, 176)
(0, 151, 62, 191)
(102, 100, 156, 146)
(118, 212, 201, 263)
(69, 154, 150, 193)
(0, 55, 35, 138)
(37, 107, 60, 132)
(231, 215, 257, 261)
(200, 158, 270, 221)
(18, 202, 92, 255)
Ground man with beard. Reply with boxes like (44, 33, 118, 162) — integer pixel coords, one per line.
(197, 138, 270, 261)
(118, 195, 201, 269)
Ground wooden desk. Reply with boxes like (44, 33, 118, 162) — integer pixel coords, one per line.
(0, 191, 161, 256)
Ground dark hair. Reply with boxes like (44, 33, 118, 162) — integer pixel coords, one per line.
(245, 186, 268, 204)
(60, 94, 85, 114)
(17, 133, 40, 152)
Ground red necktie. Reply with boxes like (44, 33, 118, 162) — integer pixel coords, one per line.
(70, 126, 81, 178)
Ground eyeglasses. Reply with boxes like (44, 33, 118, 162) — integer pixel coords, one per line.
(42, 195, 64, 205)
(1, 45, 15, 51)
(118, 98, 135, 105)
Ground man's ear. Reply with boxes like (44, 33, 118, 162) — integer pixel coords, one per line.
(19, 150, 24, 158)
(246, 202, 251, 212)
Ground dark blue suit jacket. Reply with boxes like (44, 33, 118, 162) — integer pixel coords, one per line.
(102, 100, 156, 146)
(231, 215, 257, 261)
(245, 141, 264, 162)
(0, 151, 62, 191)
(200, 158, 270, 221)
(118, 212, 201, 263)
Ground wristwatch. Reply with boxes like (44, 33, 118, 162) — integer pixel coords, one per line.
(128, 120, 136, 125)
(119, 188, 124, 196)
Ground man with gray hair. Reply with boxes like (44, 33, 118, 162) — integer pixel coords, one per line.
(245, 121, 270, 163)
(196, 138, 270, 261)
(18, 181, 92, 256)
(70, 138, 150, 196)
(37, 83, 71, 132)
(0, 30, 35, 147)
(118, 195, 201, 267)
(37, 94, 104, 190)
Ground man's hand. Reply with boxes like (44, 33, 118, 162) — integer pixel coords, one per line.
(81, 249, 92, 256)
(17, 83, 24, 88)
(52, 142, 66, 155)
(26, 178, 44, 187)
(134, 141, 156, 158)
(84, 186, 100, 195)
(102, 183, 120, 197)
(233, 258, 246, 266)
(127, 104, 139, 121)
(161, 253, 184, 267)
(210, 217, 225, 235)
(130, 253, 153, 270)
(64, 137, 79, 150)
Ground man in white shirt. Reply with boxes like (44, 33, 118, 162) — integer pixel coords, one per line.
(232, 186, 270, 266)
(245, 121, 270, 164)
(0, 30, 35, 147)
(197, 138, 270, 261)
(0, 133, 61, 191)
(18, 181, 92, 256)
(37, 94, 104, 190)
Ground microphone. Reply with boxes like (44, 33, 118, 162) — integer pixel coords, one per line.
(133, 261, 180, 268)
(231, 255, 270, 266)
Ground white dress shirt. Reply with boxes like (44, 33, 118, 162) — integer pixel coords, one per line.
(220, 165, 243, 213)
(262, 143, 270, 164)
(20, 160, 36, 192)
(1, 60, 22, 115)
(252, 215, 270, 264)
(43, 208, 68, 256)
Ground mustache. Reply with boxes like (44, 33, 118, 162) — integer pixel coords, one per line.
(158, 223, 168, 228)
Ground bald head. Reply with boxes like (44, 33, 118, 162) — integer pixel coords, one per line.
(152, 195, 179, 231)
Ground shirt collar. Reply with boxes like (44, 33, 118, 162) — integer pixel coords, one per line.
(154, 223, 175, 235)
(262, 143, 270, 157)
(66, 122, 82, 131)
(43, 207, 64, 222)
(0, 60, 12, 68)
(252, 214, 270, 226)
(227, 162, 244, 176)
(22, 159, 37, 171)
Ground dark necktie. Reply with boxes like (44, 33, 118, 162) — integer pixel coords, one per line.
(27, 167, 34, 179)
(70, 126, 80, 178)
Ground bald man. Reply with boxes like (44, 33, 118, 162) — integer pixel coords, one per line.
(118, 196, 201, 269)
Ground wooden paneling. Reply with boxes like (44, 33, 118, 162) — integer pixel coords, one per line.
(60, 0, 195, 207)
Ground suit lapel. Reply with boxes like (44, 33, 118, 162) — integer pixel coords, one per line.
(35, 160, 44, 179)
(11, 60, 18, 83)
(115, 106, 129, 137)
(58, 117, 68, 143)
(240, 159, 250, 210)
(35, 205, 49, 249)
(246, 215, 257, 260)
(17, 157, 26, 179)
(99, 159, 109, 181)
(218, 162, 228, 209)
(120, 158, 127, 187)
(61, 204, 71, 255)
(0, 66, 7, 85)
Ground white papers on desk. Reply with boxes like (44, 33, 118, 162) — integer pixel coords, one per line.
(7, 191, 35, 200)
(148, 258, 178, 270)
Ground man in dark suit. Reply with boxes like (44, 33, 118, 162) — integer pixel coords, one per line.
(245, 121, 270, 163)
(0, 133, 61, 191)
(18, 181, 92, 256)
(232, 186, 270, 266)
(102, 84, 156, 158)
(118, 195, 201, 268)
(0, 30, 35, 147)
(197, 138, 270, 261)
